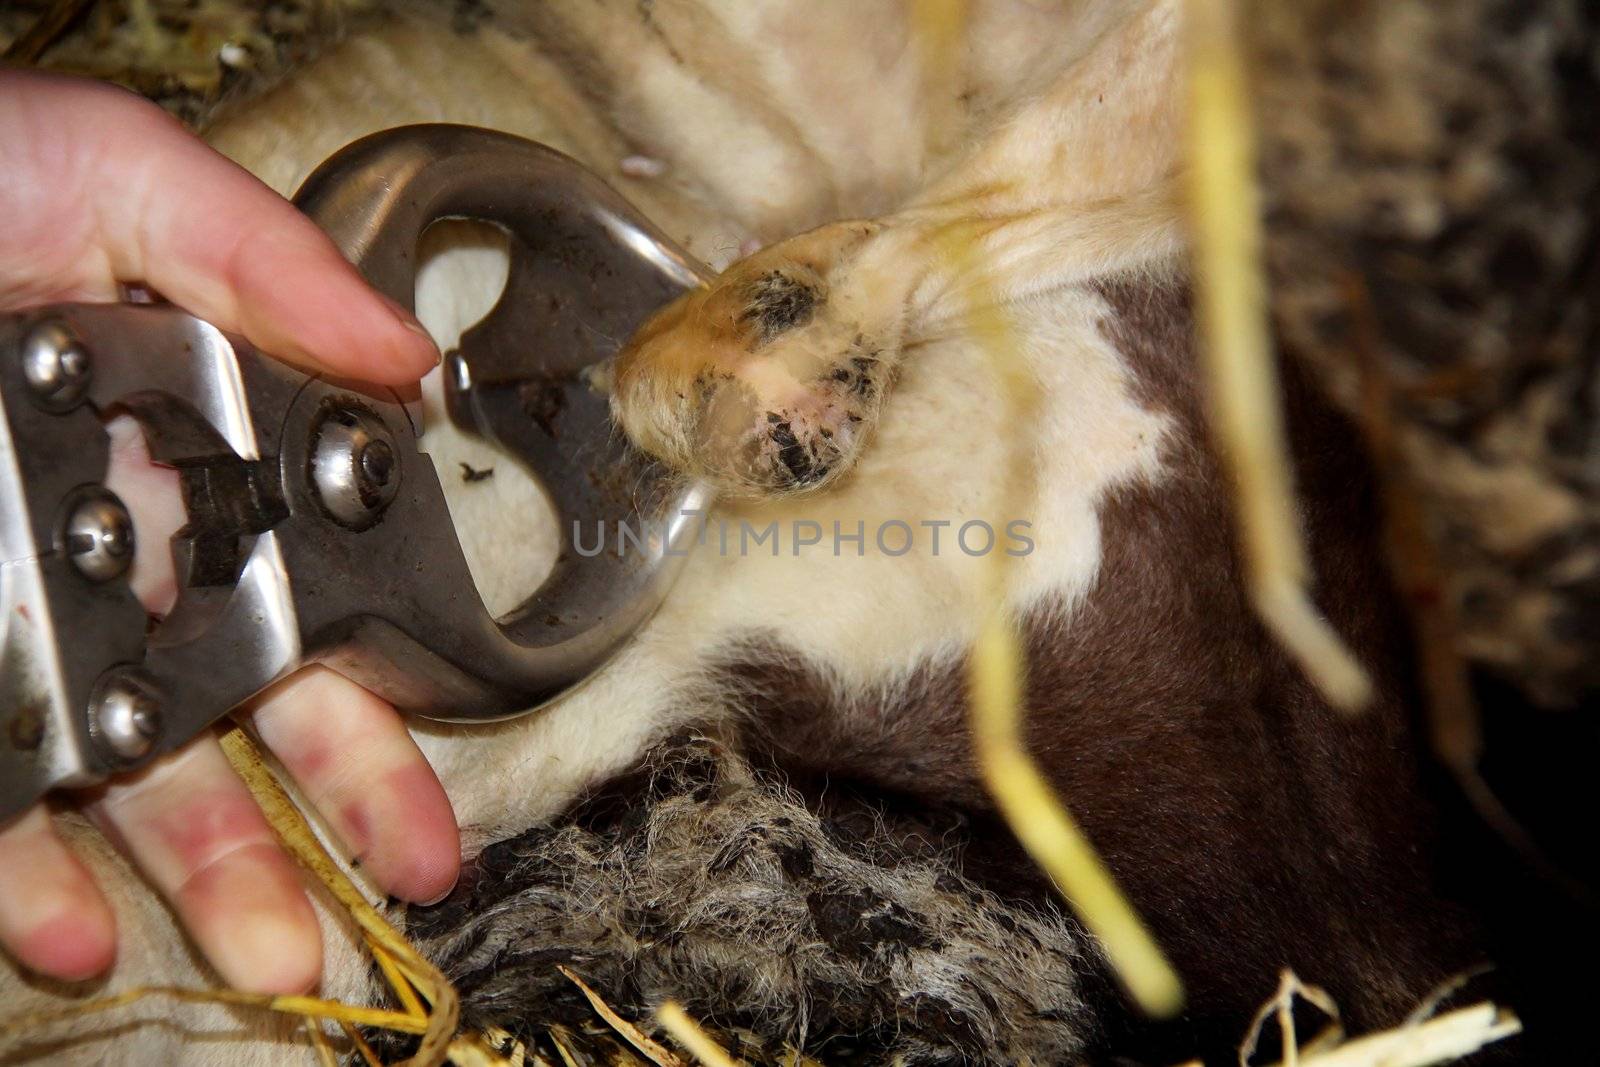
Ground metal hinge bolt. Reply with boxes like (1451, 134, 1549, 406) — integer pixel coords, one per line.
(90, 670, 163, 763)
(63, 489, 135, 582)
(310, 402, 401, 530)
(21, 320, 92, 409)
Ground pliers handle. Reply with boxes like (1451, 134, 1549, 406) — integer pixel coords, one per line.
(0, 126, 712, 823)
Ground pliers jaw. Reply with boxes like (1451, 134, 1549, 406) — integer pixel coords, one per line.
(0, 125, 714, 824)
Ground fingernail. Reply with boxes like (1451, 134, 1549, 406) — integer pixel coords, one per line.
(22, 910, 116, 982)
(228, 909, 322, 994)
(401, 317, 442, 364)
(416, 880, 457, 908)
(378, 294, 441, 371)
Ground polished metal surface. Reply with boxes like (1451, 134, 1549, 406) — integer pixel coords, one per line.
(309, 402, 401, 530)
(90, 669, 162, 762)
(20, 320, 91, 410)
(0, 125, 714, 822)
(294, 125, 717, 716)
(62, 488, 135, 582)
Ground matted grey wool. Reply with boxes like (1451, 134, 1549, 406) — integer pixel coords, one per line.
(394, 737, 1099, 1064)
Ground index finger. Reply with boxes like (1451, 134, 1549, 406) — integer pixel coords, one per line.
(0, 71, 438, 384)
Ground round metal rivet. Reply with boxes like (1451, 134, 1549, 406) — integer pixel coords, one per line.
(360, 439, 396, 488)
(21, 320, 92, 410)
(309, 402, 401, 530)
(90, 670, 162, 763)
(63, 489, 135, 582)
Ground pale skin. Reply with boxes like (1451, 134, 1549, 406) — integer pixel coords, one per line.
(0, 71, 460, 993)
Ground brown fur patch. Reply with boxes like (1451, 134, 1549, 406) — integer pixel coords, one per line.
(713, 275, 1486, 1061)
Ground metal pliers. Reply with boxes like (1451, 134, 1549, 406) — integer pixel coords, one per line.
(0, 125, 713, 823)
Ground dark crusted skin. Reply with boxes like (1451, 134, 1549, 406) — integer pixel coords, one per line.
(739, 270, 820, 347)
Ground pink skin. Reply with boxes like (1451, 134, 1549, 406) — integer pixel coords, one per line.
(22, 914, 116, 983)
(0, 70, 459, 992)
(0, 809, 115, 982)
(0, 71, 437, 381)
(250, 668, 460, 905)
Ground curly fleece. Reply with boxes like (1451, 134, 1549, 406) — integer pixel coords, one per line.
(399, 737, 1099, 1064)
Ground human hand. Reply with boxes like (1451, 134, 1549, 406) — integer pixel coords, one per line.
(0, 70, 459, 993)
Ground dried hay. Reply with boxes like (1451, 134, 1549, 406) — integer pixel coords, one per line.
(0, 0, 377, 125)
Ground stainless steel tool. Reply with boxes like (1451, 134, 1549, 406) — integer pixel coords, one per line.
(0, 125, 714, 823)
